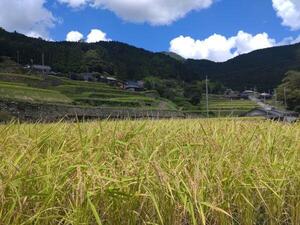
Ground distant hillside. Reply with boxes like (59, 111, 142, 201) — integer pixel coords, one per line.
(186, 44, 300, 90)
(0, 28, 189, 82)
(162, 52, 185, 61)
(1, 28, 300, 90)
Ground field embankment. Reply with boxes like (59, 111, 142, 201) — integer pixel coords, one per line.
(0, 99, 184, 121)
(0, 119, 299, 224)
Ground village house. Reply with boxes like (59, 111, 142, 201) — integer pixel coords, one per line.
(81, 73, 96, 82)
(124, 80, 145, 92)
(31, 65, 52, 75)
(240, 90, 255, 99)
(106, 77, 119, 85)
(259, 92, 272, 100)
(224, 89, 240, 99)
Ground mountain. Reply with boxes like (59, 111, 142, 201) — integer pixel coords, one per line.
(162, 52, 185, 61)
(186, 44, 300, 91)
(0, 28, 189, 81)
(1, 28, 300, 91)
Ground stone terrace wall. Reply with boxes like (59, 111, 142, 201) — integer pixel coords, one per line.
(0, 100, 185, 122)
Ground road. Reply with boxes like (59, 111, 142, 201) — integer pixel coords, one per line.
(249, 96, 273, 111)
(249, 96, 299, 123)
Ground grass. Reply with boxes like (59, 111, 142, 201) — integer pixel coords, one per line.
(0, 118, 299, 224)
(0, 82, 72, 103)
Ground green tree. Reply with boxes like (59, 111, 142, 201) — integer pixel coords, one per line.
(184, 81, 202, 105)
(82, 50, 104, 72)
(144, 77, 183, 100)
(277, 71, 300, 112)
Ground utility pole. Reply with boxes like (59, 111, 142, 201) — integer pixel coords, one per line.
(206, 76, 209, 118)
(42, 52, 45, 75)
(284, 87, 287, 109)
(274, 89, 277, 107)
(17, 50, 20, 64)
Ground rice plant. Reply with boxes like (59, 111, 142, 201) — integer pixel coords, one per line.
(0, 118, 299, 225)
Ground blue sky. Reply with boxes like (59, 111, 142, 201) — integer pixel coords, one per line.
(1, 0, 300, 62)
(49, 0, 295, 50)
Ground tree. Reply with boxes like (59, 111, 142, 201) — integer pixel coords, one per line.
(184, 81, 202, 105)
(277, 71, 300, 112)
(144, 77, 183, 101)
(82, 50, 103, 73)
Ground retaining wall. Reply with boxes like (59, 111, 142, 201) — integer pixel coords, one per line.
(0, 100, 185, 122)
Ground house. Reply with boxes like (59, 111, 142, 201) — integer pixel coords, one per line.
(106, 77, 118, 85)
(259, 93, 272, 100)
(224, 89, 240, 99)
(124, 80, 144, 92)
(81, 73, 96, 82)
(31, 65, 51, 74)
(240, 90, 255, 99)
(246, 108, 299, 122)
(98, 75, 107, 83)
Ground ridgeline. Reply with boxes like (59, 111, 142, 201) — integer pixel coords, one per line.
(1, 28, 300, 91)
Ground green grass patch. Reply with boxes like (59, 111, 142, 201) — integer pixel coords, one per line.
(0, 83, 72, 103)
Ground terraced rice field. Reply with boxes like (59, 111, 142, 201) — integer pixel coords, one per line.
(0, 73, 168, 109)
(185, 95, 258, 116)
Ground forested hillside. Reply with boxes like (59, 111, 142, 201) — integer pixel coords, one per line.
(0, 28, 188, 81)
(1, 28, 300, 90)
(186, 44, 300, 90)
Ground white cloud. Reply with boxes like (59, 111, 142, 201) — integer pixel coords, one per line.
(86, 29, 111, 43)
(277, 35, 300, 45)
(0, 0, 56, 39)
(272, 0, 300, 30)
(58, 0, 87, 8)
(66, 31, 84, 42)
(293, 35, 300, 43)
(232, 31, 276, 55)
(169, 31, 276, 62)
(58, 0, 214, 25)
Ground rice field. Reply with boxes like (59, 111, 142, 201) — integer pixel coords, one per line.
(0, 118, 299, 225)
(0, 73, 165, 109)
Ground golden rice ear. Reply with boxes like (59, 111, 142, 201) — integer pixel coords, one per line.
(0, 119, 299, 225)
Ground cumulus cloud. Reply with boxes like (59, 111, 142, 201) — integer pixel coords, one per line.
(0, 0, 56, 39)
(86, 29, 111, 43)
(66, 31, 84, 42)
(58, 0, 214, 25)
(233, 32, 276, 55)
(169, 31, 276, 62)
(272, 0, 300, 30)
